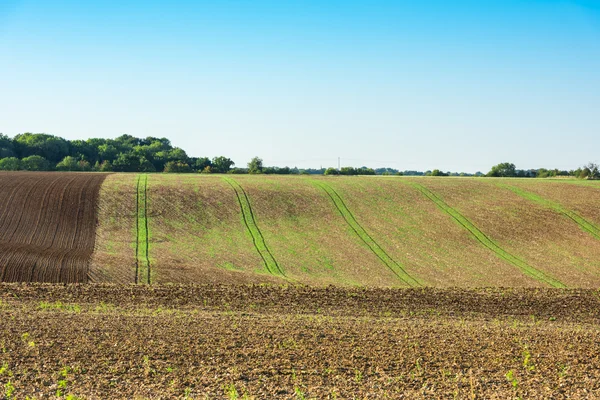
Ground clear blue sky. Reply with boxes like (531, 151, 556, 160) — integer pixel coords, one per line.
(1, 0, 599, 172)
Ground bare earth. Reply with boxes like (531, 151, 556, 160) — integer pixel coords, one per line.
(1, 284, 599, 399)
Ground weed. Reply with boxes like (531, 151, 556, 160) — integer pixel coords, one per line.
(295, 387, 307, 399)
(4, 381, 15, 399)
(224, 383, 239, 399)
(354, 369, 363, 383)
(505, 369, 518, 390)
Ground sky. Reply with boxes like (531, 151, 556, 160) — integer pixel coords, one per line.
(1, 0, 599, 172)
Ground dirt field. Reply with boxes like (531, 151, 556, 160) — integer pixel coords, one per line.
(0, 172, 107, 283)
(1, 284, 599, 399)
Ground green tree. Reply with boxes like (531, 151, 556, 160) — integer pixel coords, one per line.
(0, 134, 15, 158)
(0, 157, 21, 171)
(248, 157, 263, 174)
(193, 157, 211, 172)
(13, 133, 70, 163)
(56, 156, 81, 171)
(487, 162, 517, 177)
(21, 155, 51, 171)
(431, 169, 448, 177)
(324, 167, 339, 175)
(211, 156, 235, 173)
(164, 161, 192, 173)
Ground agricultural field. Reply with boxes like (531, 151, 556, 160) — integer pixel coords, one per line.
(2, 172, 600, 398)
(1, 284, 600, 398)
(86, 174, 600, 288)
(0, 172, 107, 283)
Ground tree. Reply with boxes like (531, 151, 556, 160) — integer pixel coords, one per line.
(13, 133, 70, 163)
(211, 156, 235, 173)
(324, 167, 339, 175)
(430, 169, 448, 177)
(192, 157, 211, 172)
(0, 157, 21, 171)
(98, 160, 113, 172)
(487, 162, 517, 177)
(583, 162, 600, 180)
(0, 134, 15, 158)
(248, 157, 263, 174)
(21, 155, 51, 171)
(164, 161, 192, 173)
(56, 156, 81, 171)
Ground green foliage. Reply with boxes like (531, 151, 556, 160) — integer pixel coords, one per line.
(212, 156, 235, 173)
(0, 157, 21, 171)
(56, 156, 82, 171)
(21, 156, 50, 171)
(487, 162, 517, 177)
(0, 133, 16, 158)
(164, 161, 192, 173)
(248, 156, 263, 174)
(429, 169, 448, 176)
(324, 167, 339, 175)
(14, 133, 69, 163)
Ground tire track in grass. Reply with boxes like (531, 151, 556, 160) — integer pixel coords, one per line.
(313, 181, 421, 287)
(223, 177, 285, 277)
(135, 174, 151, 284)
(409, 182, 566, 288)
(499, 183, 600, 241)
(134, 175, 140, 284)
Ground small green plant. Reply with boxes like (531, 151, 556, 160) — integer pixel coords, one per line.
(0, 362, 10, 376)
(4, 380, 16, 399)
(294, 387, 307, 400)
(224, 383, 239, 400)
(354, 369, 363, 383)
(522, 348, 535, 371)
(505, 369, 518, 390)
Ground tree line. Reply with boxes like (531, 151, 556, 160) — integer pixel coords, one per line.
(485, 162, 599, 179)
(0, 133, 597, 178)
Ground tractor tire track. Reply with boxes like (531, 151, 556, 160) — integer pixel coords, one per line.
(313, 181, 421, 287)
(500, 184, 600, 241)
(223, 177, 285, 278)
(135, 174, 151, 284)
(409, 182, 565, 288)
(135, 175, 141, 284)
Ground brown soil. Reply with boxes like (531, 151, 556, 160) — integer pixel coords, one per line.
(1, 284, 600, 399)
(0, 172, 108, 283)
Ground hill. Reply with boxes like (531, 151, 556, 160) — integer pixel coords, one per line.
(86, 174, 600, 288)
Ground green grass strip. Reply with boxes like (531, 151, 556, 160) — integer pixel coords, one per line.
(136, 174, 151, 284)
(409, 182, 566, 288)
(499, 183, 600, 241)
(223, 177, 285, 277)
(313, 181, 421, 287)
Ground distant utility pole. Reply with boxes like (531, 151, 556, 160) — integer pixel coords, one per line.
(338, 157, 340, 171)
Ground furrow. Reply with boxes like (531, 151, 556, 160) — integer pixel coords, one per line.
(313, 181, 421, 287)
(500, 184, 600, 241)
(223, 177, 285, 277)
(409, 182, 565, 288)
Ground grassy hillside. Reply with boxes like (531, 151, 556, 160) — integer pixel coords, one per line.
(91, 174, 600, 287)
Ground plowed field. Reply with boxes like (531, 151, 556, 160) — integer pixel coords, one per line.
(0, 172, 107, 283)
(1, 284, 600, 399)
